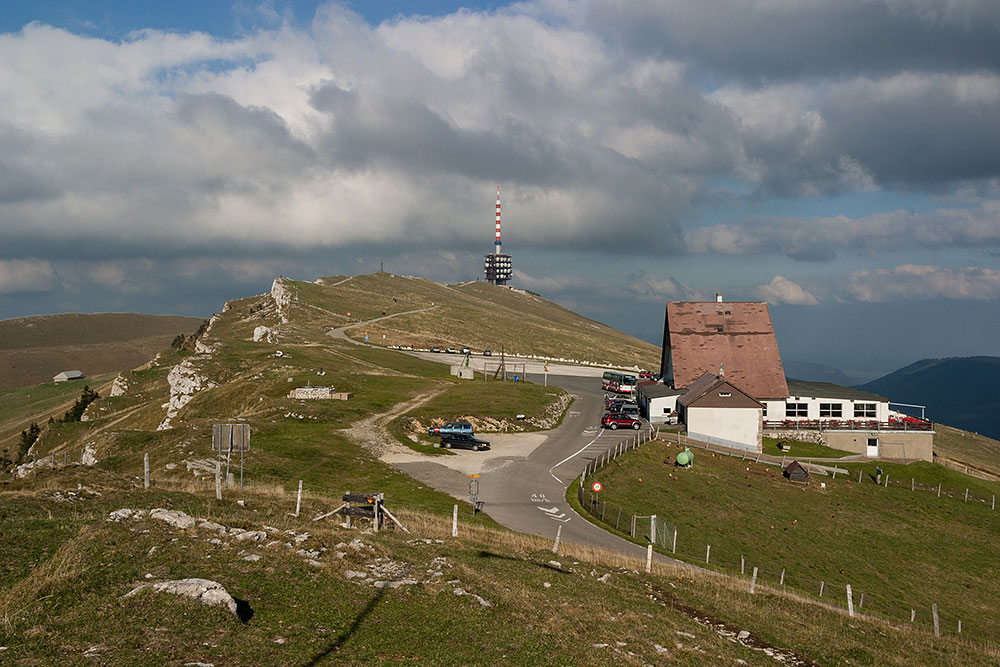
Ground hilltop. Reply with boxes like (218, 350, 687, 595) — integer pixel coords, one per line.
(0, 274, 998, 664)
(0, 313, 206, 390)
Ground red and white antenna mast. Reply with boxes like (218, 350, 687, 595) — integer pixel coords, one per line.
(494, 185, 502, 255)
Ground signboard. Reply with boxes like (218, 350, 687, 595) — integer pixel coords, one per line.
(344, 506, 376, 517)
(591, 481, 602, 493)
(343, 493, 377, 504)
(212, 424, 251, 452)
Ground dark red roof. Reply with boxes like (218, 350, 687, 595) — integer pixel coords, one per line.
(661, 301, 789, 400)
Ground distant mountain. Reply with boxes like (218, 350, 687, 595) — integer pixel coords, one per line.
(859, 357, 1000, 439)
(0, 313, 206, 389)
(783, 360, 859, 386)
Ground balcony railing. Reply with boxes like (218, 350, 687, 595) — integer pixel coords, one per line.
(763, 418, 934, 432)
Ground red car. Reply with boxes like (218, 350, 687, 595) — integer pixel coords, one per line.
(601, 413, 642, 430)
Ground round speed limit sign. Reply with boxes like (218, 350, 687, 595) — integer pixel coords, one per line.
(592, 481, 602, 492)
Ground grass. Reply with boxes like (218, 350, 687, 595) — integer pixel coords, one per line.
(932, 423, 1000, 477)
(579, 438, 1000, 645)
(399, 381, 566, 431)
(761, 436, 855, 458)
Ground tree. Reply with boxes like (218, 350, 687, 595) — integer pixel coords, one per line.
(63, 385, 100, 423)
(18, 422, 41, 462)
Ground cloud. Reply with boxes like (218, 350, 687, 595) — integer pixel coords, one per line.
(686, 203, 1000, 260)
(0, 259, 57, 293)
(836, 265, 1000, 302)
(757, 275, 819, 306)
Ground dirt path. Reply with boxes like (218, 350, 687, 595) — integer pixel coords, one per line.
(341, 386, 449, 458)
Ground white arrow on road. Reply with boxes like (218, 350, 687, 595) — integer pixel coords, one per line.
(538, 506, 571, 522)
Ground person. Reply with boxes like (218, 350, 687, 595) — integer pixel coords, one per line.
(876, 466, 883, 485)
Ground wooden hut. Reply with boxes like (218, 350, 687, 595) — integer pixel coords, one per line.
(783, 460, 810, 483)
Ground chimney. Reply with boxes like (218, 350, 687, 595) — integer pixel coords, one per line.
(716, 293, 723, 303)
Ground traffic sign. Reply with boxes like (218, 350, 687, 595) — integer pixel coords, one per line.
(592, 481, 602, 492)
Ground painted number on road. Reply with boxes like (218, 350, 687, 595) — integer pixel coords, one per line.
(530, 493, 549, 503)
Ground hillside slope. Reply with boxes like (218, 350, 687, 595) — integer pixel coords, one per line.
(860, 356, 1000, 439)
(0, 313, 206, 390)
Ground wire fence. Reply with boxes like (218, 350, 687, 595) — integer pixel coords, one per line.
(574, 432, 993, 642)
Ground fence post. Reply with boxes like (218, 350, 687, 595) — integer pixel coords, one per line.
(452, 504, 458, 537)
(932, 603, 940, 638)
(705, 544, 711, 563)
(631, 515, 636, 538)
(859, 592, 864, 608)
(552, 525, 562, 553)
(964, 488, 969, 503)
(144, 453, 150, 489)
(858, 470, 862, 484)
(847, 584, 855, 617)
(911, 478, 914, 491)
(215, 460, 222, 500)
(937, 483, 941, 497)
(819, 580, 825, 596)
(741, 555, 745, 575)
(993, 495, 996, 510)
(295, 480, 303, 517)
(958, 620, 962, 634)
(650, 515, 656, 544)
(750, 567, 758, 594)
(672, 528, 677, 554)
(601, 501, 606, 521)
(780, 569, 785, 586)
(616, 507, 621, 530)
(910, 609, 915, 623)
(646, 544, 652, 573)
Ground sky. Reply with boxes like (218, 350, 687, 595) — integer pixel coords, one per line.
(2, 0, 999, 381)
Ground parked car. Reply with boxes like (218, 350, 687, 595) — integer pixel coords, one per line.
(460, 346, 471, 354)
(428, 421, 474, 437)
(601, 413, 642, 430)
(445, 347, 457, 354)
(439, 433, 491, 451)
(482, 349, 492, 356)
(429, 346, 440, 353)
(607, 401, 640, 416)
(638, 370, 653, 379)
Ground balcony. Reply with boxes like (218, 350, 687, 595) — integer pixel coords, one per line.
(764, 417, 933, 432)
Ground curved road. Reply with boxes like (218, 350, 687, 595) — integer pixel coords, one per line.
(329, 309, 674, 563)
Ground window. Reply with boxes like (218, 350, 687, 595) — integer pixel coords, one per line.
(762, 404, 767, 417)
(785, 402, 807, 417)
(819, 403, 843, 418)
(854, 403, 877, 418)
(716, 326, 724, 333)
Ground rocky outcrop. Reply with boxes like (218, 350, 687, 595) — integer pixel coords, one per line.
(110, 374, 130, 397)
(270, 279, 296, 323)
(123, 578, 238, 616)
(157, 359, 216, 431)
(253, 325, 278, 343)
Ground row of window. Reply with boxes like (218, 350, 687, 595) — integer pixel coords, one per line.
(781, 402, 877, 418)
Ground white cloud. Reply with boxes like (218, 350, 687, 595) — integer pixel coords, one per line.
(0, 259, 57, 293)
(757, 275, 819, 305)
(837, 265, 1000, 302)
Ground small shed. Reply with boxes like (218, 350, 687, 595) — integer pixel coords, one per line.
(783, 460, 810, 483)
(54, 370, 85, 383)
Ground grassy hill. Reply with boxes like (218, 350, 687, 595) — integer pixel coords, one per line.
(1, 274, 999, 663)
(0, 313, 206, 390)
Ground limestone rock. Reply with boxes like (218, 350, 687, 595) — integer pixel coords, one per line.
(123, 578, 237, 616)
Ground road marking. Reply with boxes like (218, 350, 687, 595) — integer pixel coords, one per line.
(548, 429, 604, 484)
(568, 411, 581, 418)
(538, 506, 571, 522)
(530, 493, 549, 503)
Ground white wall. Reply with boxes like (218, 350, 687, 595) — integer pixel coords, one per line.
(644, 395, 679, 422)
(687, 406, 761, 452)
(763, 396, 890, 422)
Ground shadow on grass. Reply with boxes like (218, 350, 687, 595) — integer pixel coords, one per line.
(234, 596, 254, 623)
(476, 550, 571, 573)
(304, 588, 386, 666)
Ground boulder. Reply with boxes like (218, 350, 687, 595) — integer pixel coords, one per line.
(123, 578, 237, 616)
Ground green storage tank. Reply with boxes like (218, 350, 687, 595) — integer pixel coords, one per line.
(676, 448, 693, 467)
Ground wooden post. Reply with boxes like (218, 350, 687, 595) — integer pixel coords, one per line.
(958, 620, 962, 634)
(631, 515, 636, 538)
(705, 544, 711, 564)
(937, 482, 941, 497)
(964, 488, 969, 503)
(552, 525, 562, 553)
(910, 609, 915, 623)
(819, 580, 825, 596)
(452, 504, 458, 537)
(601, 501, 606, 521)
(832, 469, 837, 479)
(884, 473, 889, 487)
(846, 584, 855, 617)
(932, 603, 940, 638)
(672, 528, 677, 554)
(858, 469, 862, 484)
(215, 460, 222, 500)
(650, 515, 656, 544)
(750, 567, 758, 594)
(616, 507, 621, 530)
(859, 592, 864, 608)
(993, 495, 996, 510)
(294, 480, 303, 517)
(780, 569, 785, 586)
(741, 555, 745, 575)
(646, 544, 652, 573)
(911, 478, 914, 491)
(144, 453, 150, 489)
